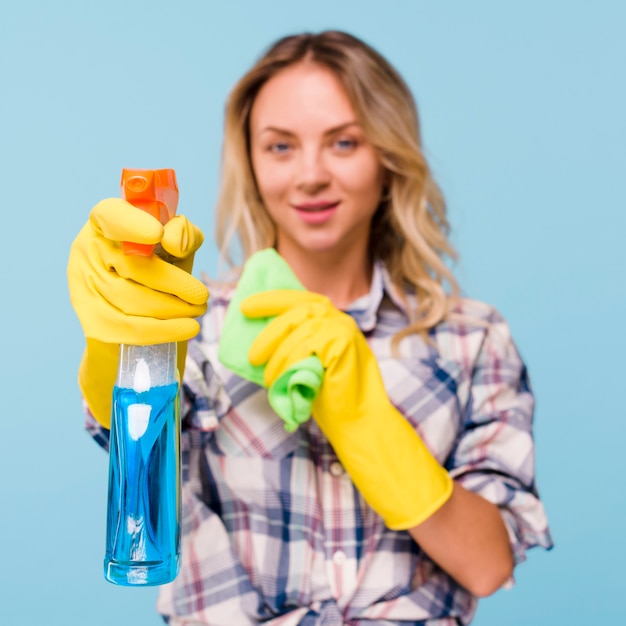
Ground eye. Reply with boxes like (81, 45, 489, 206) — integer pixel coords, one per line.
(268, 142, 292, 154)
(334, 137, 358, 151)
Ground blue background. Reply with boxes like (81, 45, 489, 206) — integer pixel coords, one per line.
(1, 1, 624, 623)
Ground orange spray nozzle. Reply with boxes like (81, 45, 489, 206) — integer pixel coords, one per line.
(121, 168, 179, 256)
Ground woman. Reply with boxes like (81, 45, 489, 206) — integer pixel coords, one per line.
(68, 31, 552, 625)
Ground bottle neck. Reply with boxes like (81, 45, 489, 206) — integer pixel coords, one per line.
(117, 343, 177, 389)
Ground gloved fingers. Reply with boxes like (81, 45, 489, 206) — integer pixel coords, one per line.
(90, 198, 164, 244)
(69, 203, 207, 346)
(85, 307, 202, 344)
(259, 318, 354, 385)
(93, 273, 208, 319)
(247, 303, 330, 366)
(160, 215, 205, 260)
(259, 323, 322, 385)
(97, 238, 209, 306)
(240, 290, 331, 319)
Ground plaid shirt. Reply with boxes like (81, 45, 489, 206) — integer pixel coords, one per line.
(87, 263, 552, 625)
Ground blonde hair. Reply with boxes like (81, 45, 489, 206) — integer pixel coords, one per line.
(215, 30, 459, 337)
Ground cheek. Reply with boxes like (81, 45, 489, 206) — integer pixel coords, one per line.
(253, 161, 292, 203)
(339, 157, 384, 205)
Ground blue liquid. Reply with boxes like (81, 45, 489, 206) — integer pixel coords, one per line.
(105, 382, 181, 586)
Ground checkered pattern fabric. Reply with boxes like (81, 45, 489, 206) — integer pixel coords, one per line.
(86, 263, 552, 625)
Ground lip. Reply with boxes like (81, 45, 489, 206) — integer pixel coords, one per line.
(292, 201, 340, 211)
(291, 200, 339, 225)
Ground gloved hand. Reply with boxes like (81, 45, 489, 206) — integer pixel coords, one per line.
(241, 290, 453, 530)
(68, 198, 209, 427)
(218, 248, 324, 431)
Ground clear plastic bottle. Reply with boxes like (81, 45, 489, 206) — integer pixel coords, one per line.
(103, 169, 182, 586)
(104, 342, 181, 586)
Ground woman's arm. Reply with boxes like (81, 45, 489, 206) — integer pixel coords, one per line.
(409, 482, 513, 597)
(412, 303, 553, 597)
(241, 292, 552, 594)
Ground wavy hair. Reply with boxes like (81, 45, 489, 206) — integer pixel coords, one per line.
(215, 30, 459, 337)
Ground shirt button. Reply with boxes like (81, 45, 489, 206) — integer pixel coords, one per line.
(329, 461, 344, 477)
(333, 550, 347, 564)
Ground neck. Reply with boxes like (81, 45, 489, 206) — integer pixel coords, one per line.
(278, 245, 373, 310)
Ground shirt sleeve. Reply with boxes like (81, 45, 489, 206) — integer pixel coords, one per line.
(446, 308, 553, 566)
(85, 399, 110, 451)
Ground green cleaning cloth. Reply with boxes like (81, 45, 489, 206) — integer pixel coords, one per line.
(217, 248, 324, 431)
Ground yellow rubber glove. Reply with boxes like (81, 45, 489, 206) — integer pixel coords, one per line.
(68, 198, 209, 427)
(242, 290, 453, 531)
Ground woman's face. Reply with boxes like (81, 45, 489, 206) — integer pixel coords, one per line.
(249, 62, 385, 263)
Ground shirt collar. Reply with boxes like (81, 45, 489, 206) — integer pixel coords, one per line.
(345, 261, 409, 332)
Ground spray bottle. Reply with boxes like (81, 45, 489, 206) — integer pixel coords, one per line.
(104, 169, 182, 586)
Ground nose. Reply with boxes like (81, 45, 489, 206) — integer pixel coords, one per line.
(295, 147, 331, 194)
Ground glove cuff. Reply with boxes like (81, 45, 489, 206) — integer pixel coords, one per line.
(78, 339, 119, 429)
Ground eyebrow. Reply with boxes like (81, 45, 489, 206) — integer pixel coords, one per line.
(256, 121, 361, 137)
